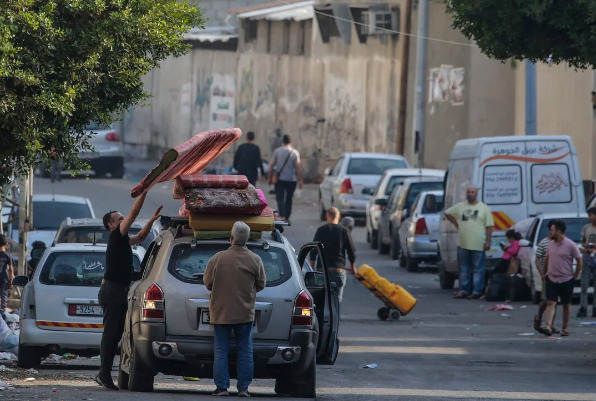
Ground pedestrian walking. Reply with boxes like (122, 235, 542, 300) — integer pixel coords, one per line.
(203, 221, 266, 397)
(542, 220, 582, 337)
(533, 220, 560, 335)
(577, 208, 596, 318)
(268, 135, 303, 223)
(445, 186, 494, 299)
(0, 235, 14, 311)
(233, 131, 265, 186)
(95, 193, 162, 390)
(310, 207, 356, 303)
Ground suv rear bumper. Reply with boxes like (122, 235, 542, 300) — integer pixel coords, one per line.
(133, 323, 316, 378)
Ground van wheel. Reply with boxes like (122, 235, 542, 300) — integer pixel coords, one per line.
(17, 344, 41, 368)
(128, 345, 154, 392)
(438, 262, 455, 289)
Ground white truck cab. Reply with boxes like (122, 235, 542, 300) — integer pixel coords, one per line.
(438, 135, 585, 289)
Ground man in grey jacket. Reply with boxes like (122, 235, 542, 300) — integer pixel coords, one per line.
(204, 221, 266, 397)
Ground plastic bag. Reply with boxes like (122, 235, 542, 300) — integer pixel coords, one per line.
(0, 315, 19, 355)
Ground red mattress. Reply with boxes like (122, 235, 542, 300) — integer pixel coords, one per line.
(131, 128, 241, 198)
(173, 174, 249, 199)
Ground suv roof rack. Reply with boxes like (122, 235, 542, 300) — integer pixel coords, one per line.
(159, 216, 286, 243)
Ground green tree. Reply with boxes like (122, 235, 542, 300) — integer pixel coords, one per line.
(447, 0, 596, 69)
(0, 0, 204, 185)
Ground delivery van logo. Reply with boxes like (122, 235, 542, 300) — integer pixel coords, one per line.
(492, 211, 515, 230)
(480, 145, 570, 167)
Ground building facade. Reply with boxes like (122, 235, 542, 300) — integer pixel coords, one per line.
(118, 0, 596, 181)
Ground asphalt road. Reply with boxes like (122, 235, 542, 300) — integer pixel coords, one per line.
(1, 163, 596, 400)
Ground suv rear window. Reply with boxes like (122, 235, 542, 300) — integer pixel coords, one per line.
(168, 244, 290, 287)
(34, 202, 93, 230)
(347, 158, 407, 175)
(57, 227, 146, 246)
(39, 251, 141, 286)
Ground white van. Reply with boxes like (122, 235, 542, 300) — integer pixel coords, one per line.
(438, 135, 585, 289)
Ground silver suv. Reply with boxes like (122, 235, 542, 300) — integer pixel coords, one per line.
(117, 218, 339, 398)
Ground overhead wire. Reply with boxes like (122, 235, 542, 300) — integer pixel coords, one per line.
(272, 0, 477, 47)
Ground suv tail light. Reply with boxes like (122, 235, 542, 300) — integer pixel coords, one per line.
(292, 291, 313, 327)
(143, 283, 164, 319)
(340, 178, 354, 194)
(105, 131, 121, 142)
(415, 218, 428, 235)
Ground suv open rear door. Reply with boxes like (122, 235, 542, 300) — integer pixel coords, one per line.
(297, 242, 340, 365)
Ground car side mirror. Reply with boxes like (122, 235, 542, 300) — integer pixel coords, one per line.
(304, 271, 325, 288)
(324, 167, 332, 176)
(424, 194, 437, 212)
(375, 198, 388, 206)
(12, 275, 29, 286)
(30, 247, 46, 259)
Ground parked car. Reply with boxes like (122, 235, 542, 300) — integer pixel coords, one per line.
(365, 168, 444, 249)
(319, 153, 409, 219)
(397, 190, 444, 272)
(53, 217, 162, 250)
(37, 122, 125, 179)
(515, 213, 587, 303)
(12, 243, 146, 368)
(117, 218, 339, 397)
(9, 194, 95, 262)
(377, 177, 444, 260)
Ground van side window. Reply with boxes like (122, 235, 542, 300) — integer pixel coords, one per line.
(446, 159, 473, 205)
(531, 163, 572, 204)
(482, 164, 522, 205)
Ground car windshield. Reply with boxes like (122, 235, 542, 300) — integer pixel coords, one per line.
(422, 194, 444, 213)
(57, 226, 143, 245)
(347, 158, 407, 175)
(406, 182, 444, 209)
(33, 202, 93, 230)
(537, 218, 585, 244)
(39, 251, 141, 286)
(168, 244, 290, 287)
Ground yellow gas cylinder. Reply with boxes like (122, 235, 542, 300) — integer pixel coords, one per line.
(376, 278, 393, 295)
(389, 283, 417, 316)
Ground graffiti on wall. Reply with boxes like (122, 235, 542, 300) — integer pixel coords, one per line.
(194, 74, 213, 124)
(209, 74, 235, 129)
(238, 64, 253, 114)
(428, 65, 465, 106)
(256, 74, 276, 112)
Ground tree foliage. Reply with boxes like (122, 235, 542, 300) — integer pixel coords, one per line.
(447, 0, 596, 69)
(0, 0, 204, 185)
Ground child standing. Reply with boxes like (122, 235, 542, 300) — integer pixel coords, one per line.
(0, 234, 14, 311)
(493, 229, 522, 275)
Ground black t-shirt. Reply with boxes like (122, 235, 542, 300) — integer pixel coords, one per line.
(311, 223, 356, 268)
(104, 225, 133, 285)
(234, 143, 264, 177)
(0, 251, 10, 285)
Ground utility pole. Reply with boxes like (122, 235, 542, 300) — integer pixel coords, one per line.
(17, 169, 32, 276)
(525, 61, 537, 136)
(412, 0, 429, 167)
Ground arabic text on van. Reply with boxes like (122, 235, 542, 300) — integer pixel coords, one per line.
(491, 144, 562, 156)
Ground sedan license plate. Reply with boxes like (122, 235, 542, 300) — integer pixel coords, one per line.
(74, 305, 103, 316)
(201, 310, 211, 324)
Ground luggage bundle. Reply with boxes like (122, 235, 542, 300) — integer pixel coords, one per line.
(175, 173, 274, 239)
